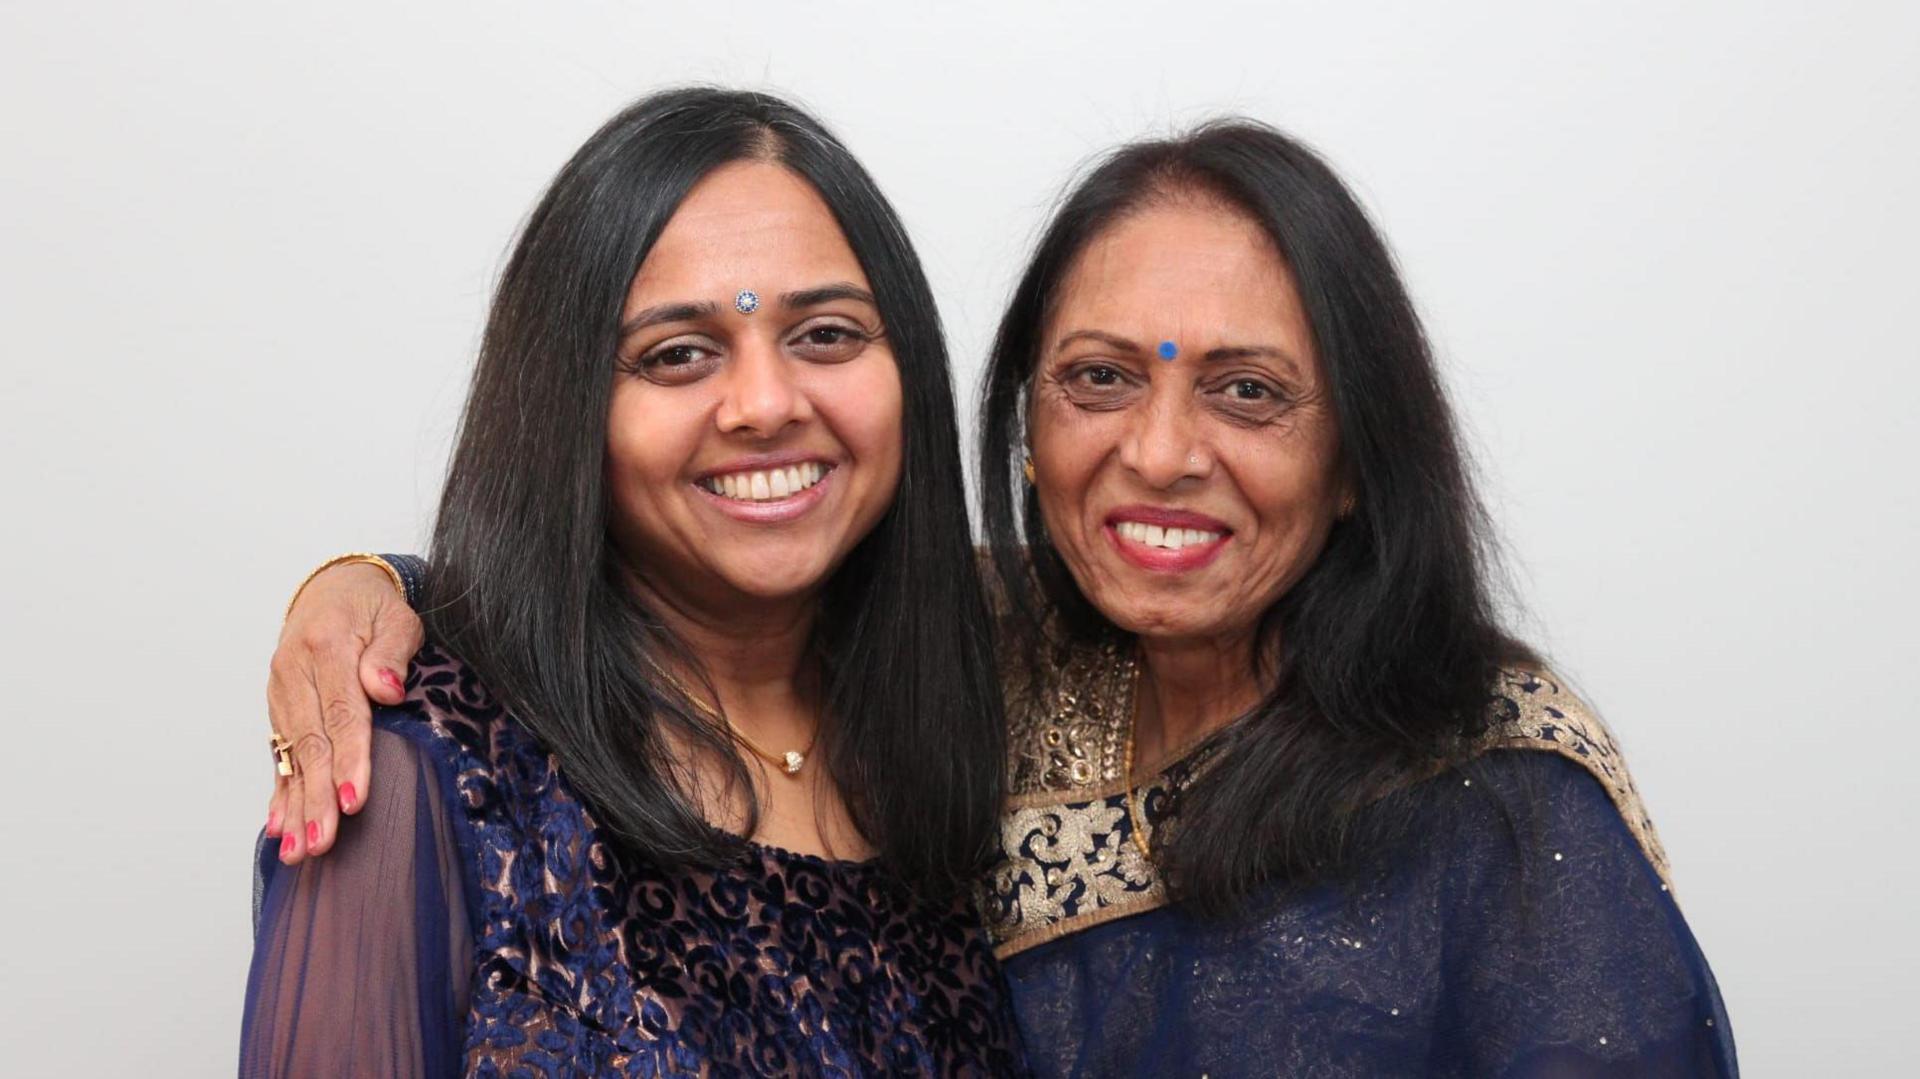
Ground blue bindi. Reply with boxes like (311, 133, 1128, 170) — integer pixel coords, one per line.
(1157, 340, 1179, 361)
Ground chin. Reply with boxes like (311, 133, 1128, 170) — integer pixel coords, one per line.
(1091, 599, 1226, 643)
(713, 551, 840, 602)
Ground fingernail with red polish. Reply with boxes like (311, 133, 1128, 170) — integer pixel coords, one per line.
(379, 669, 404, 693)
(280, 834, 294, 859)
(338, 781, 357, 813)
(266, 809, 282, 837)
(306, 821, 319, 846)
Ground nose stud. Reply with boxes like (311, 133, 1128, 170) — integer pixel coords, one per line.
(734, 289, 760, 315)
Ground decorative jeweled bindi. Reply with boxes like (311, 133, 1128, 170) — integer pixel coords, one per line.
(734, 289, 760, 315)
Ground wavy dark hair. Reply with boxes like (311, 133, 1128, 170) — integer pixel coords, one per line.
(424, 87, 1003, 899)
(979, 119, 1534, 917)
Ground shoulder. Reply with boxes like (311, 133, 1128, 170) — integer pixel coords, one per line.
(375, 640, 518, 762)
(1002, 633, 1136, 799)
(1473, 668, 1673, 889)
(371, 639, 562, 827)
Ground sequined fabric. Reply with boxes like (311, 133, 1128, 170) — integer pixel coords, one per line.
(980, 641, 1737, 1076)
(984, 653, 1675, 955)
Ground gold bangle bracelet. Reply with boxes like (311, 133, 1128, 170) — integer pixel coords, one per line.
(284, 553, 407, 622)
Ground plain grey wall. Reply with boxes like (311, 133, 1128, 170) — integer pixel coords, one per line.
(3, 2, 1914, 1073)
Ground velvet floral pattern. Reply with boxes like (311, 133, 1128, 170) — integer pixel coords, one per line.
(393, 643, 1025, 1077)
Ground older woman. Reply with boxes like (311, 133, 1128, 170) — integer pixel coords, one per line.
(972, 122, 1735, 1076)
(266, 120, 1736, 1075)
(241, 88, 1023, 1076)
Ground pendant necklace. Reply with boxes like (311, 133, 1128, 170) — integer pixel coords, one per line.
(659, 668, 817, 776)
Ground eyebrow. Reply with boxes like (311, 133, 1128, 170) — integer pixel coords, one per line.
(1054, 329, 1304, 372)
(620, 301, 719, 337)
(1055, 329, 1142, 353)
(1200, 344, 1304, 374)
(779, 283, 876, 310)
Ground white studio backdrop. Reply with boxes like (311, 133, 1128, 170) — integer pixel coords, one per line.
(2, 2, 1913, 1073)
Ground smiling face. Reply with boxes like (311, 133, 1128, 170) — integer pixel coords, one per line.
(605, 161, 903, 616)
(1027, 193, 1348, 645)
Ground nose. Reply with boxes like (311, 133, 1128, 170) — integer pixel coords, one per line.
(1117, 386, 1210, 489)
(714, 335, 811, 438)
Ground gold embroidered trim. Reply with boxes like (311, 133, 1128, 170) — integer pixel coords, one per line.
(1003, 637, 1136, 795)
(980, 659, 1675, 959)
(1479, 668, 1673, 892)
(977, 787, 1166, 959)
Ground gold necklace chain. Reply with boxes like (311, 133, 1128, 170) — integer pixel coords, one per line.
(1122, 651, 1220, 859)
(1122, 656, 1152, 858)
(657, 666, 818, 777)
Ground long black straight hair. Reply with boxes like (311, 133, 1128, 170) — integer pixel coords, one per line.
(979, 119, 1533, 917)
(424, 87, 1004, 899)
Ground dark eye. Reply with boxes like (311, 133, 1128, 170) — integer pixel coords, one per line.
(1230, 379, 1271, 400)
(790, 321, 873, 361)
(804, 326, 854, 346)
(1082, 365, 1123, 387)
(630, 339, 719, 385)
(648, 344, 705, 369)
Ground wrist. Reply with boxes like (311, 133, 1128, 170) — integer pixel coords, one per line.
(375, 553, 427, 609)
(285, 553, 407, 622)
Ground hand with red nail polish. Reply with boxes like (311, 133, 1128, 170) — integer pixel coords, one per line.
(267, 558, 424, 863)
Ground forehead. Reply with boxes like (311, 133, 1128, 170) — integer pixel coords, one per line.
(1051, 198, 1310, 346)
(628, 161, 869, 305)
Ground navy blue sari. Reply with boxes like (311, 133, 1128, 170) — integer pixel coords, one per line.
(981, 653, 1737, 1077)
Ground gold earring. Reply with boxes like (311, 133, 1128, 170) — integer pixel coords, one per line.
(1022, 456, 1036, 483)
(1339, 494, 1357, 519)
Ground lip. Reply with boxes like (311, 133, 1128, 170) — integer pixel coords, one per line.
(692, 454, 838, 525)
(1105, 505, 1231, 533)
(694, 451, 836, 482)
(1103, 504, 1232, 573)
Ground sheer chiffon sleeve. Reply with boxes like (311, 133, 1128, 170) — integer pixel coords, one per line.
(1439, 750, 1737, 1077)
(240, 726, 473, 1078)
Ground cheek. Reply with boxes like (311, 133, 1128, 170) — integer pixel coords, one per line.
(1028, 400, 1117, 526)
(602, 387, 706, 550)
(819, 357, 905, 493)
(1226, 437, 1341, 560)
(604, 390, 680, 488)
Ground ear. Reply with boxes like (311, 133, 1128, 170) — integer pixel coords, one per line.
(1334, 471, 1359, 520)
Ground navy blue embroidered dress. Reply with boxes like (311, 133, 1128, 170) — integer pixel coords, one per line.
(979, 650, 1738, 1078)
(241, 645, 1026, 1077)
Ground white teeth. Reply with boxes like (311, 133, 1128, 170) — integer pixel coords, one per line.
(1115, 520, 1223, 550)
(702, 464, 830, 502)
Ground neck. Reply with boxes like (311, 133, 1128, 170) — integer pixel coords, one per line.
(1134, 630, 1264, 771)
(633, 574, 819, 737)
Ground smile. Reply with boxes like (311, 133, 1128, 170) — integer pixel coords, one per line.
(699, 463, 829, 503)
(1113, 520, 1224, 550)
(1105, 507, 1232, 572)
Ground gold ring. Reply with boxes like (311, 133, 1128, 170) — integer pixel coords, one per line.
(270, 731, 296, 777)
